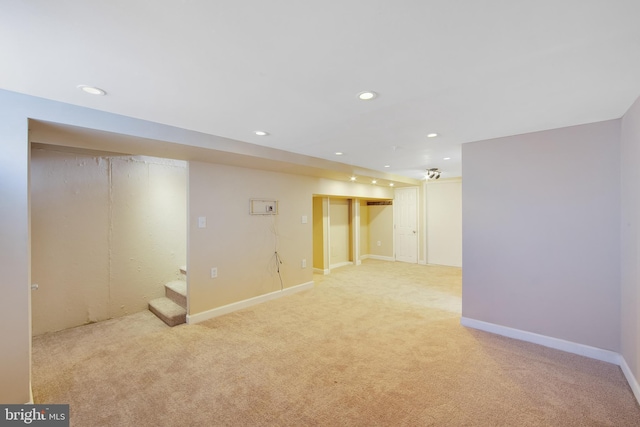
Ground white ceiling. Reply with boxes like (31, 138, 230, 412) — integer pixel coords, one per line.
(2, 0, 640, 180)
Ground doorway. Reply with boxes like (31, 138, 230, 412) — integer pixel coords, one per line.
(312, 196, 353, 273)
(313, 196, 395, 273)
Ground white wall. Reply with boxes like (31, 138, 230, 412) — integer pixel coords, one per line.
(621, 95, 640, 385)
(426, 179, 462, 267)
(0, 103, 31, 403)
(359, 201, 369, 258)
(462, 120, 621, 351)
(313, 197, 329, 271)
(188, 162, 314, 314)
(367, 204, 393, 259)
(31, 148, 186, 334)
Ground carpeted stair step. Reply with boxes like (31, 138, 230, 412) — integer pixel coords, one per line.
(165, 280, 187, 309)
(148, 297, 186, 327)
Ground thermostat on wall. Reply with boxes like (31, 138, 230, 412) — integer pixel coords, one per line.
(250, 199, 278, 215)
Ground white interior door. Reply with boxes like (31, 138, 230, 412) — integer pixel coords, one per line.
(394, 187, 418, 263)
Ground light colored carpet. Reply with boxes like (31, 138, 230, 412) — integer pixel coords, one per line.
(32, 260, 640, 426)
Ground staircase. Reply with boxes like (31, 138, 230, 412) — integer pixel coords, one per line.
(149, 269, 187, 326)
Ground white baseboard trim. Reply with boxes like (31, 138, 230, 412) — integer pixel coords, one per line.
(619, 356, 640, 404)
(187, 281, 314, 324)
(360, 255, 395, 262)
(460, 317, 620, 364)
(329, 261, 353, 269)
(313, 268, 329, 275)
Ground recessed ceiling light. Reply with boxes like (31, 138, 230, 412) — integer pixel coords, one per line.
(335, 152, 343, 156)
(254, 130, 269, 136)
(444, 157, 451, 160)
(350, 176, 356, 181)
(384, 165, 390, 168)
(427, 133, 438, 138)
(389, 183, 394, 187)
(77, 85, 106, 96)
(372, 180, 377, 184)
(357, 91, 378, 100)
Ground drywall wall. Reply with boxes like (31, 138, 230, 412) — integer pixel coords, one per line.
(188, 162, 314, 314)
(329, 198, 351, 268)
(31, 148, 187, 334)
(0, 107, 31, 404)
(315, 179, 395, 199)
(418, 183, 427, 264)
(313, 197, 328, 271)
(359, 200, 370, 258)
(368, 204, 394, 259)
(462, 120, 621, 351)
(351, 199, 361, 264)
(621, 94, 640, 385)
(426, 179, 462, 267)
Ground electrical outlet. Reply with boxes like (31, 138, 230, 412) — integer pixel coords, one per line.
(301, 259, 307, 268)
(211, 267, 218, 278)
(377, 241, 381, 246)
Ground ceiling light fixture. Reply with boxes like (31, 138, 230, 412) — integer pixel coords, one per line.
(389, 183, 394, 187)
(384, 165, 390, 168)
(254, 130, 269, 136)
(372, 180, 377, 184)
(77, 85, 106, 96)
(357, 91, 378, 100)
(443, 157, 451, 160)
(335, 152, 343, 156)
(426, 168, 441, 180)
(350, 176, 357, 181)
(427, 133, 438, 138)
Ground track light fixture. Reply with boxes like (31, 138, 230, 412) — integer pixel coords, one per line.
(426, 168, 441, 180)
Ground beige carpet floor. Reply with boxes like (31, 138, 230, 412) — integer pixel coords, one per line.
(32, 260, 640, 426)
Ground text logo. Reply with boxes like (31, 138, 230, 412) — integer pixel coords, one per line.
(1, 405, 69, 427)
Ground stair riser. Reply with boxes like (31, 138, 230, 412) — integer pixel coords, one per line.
(166, 287, 187, 309)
